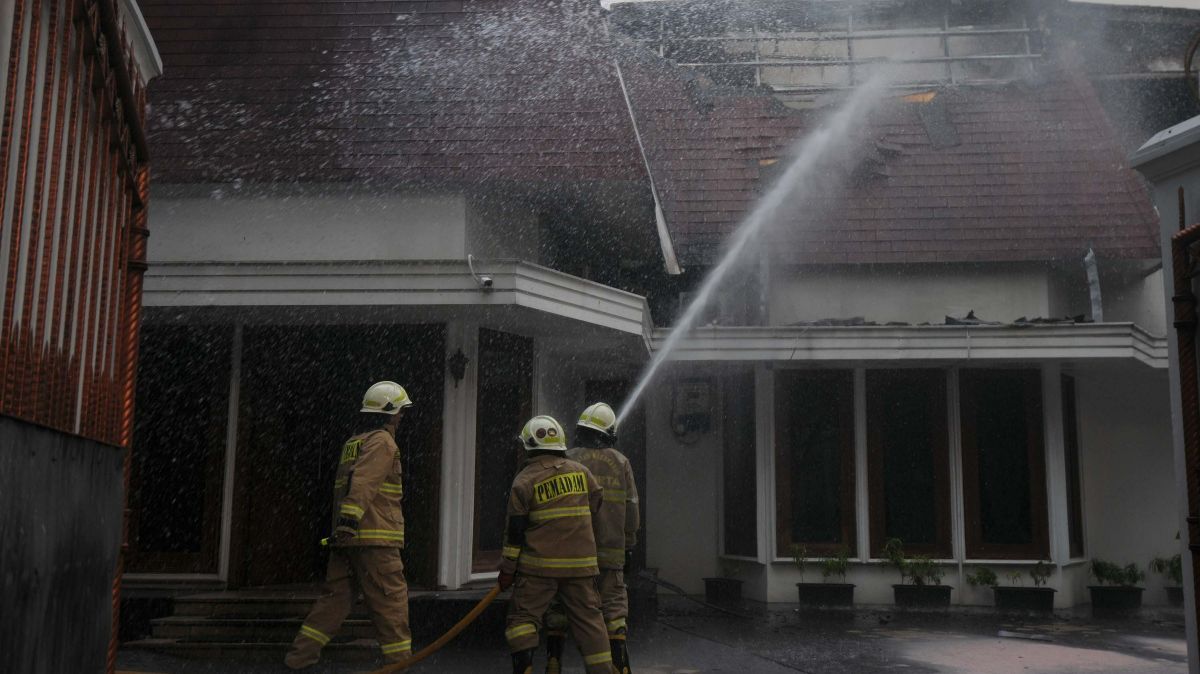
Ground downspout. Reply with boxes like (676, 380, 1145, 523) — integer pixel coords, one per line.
(1171, 221, 1200, 641)
(613, 59, 682, 276)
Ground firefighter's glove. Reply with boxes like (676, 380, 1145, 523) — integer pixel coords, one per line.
(334, 517, 359, 543)
(624, 549, 634, 574)
(497, 571, 516, 591)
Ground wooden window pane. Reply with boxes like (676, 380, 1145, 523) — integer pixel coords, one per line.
(867, 369, 951, 558)
(723, 371, 757, 558)
(1062, 374, 1085, 559)
(960, 369, 1049, 559)
(774, 370, 855, 556)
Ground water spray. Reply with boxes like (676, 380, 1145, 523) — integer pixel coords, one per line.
(616, 75, 889, 425)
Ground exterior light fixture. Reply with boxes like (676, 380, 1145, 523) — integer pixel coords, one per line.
(448, 348, 469, 386)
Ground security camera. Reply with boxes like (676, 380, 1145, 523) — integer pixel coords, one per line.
(467, 254, 494, 291)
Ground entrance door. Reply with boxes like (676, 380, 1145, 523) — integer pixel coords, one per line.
(472, 329, 533, 573)
(234, 324, 444, 588)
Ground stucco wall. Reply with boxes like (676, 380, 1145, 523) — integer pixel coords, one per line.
(1078, 365, 1178, 604)
(770, 265, 1054, 325)
(644, 377, 722, 593)
(466, 193, 541, 262)
(148, 188, 468, 262)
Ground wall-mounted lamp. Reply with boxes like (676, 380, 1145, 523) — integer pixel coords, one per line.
(447, 348, 470, 387)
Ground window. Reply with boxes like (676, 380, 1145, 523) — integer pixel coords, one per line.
(1062, 374, 1085, 558)
(960, 369, 1049, 559)
(473, 329, 533, 573)
(722, 371, 757, 558)
(775, 370, 856, 556)
(128, 325, 232, 574)
(867, 370, 951, 558)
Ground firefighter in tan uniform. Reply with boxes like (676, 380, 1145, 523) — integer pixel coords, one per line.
(498, 415, 616, 674)
(284, 381, 413, 670)
(544, 402, 640, 674)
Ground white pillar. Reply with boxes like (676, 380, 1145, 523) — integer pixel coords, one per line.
(217, 322, 243, 582)
(437, 321, 479, 589)
(947, 368, 967, 588)
(755, 363, 776, 565)
(854, 368, 870, 561)
(1042, 364, 1071, 606)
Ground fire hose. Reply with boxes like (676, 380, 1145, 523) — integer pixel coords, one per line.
(362, 585, 503, 674)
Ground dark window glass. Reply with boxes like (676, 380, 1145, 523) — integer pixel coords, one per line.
(775, 370, 855, 556)
(723, 371, 758, 558)
(473, 329, 533, 573)
(1062, 374, 1085, 558)
(867, 370, 950, 558)
(960, 369, 1049, 559)
(128, 324, 232, 573)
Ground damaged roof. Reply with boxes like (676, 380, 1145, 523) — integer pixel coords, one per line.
(140, 0, 1159, 266)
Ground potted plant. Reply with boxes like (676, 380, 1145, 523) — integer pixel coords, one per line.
(884, 538, 952, 608)
(703, 560, 743, 605)
(1150, 554, 1184, 607)
(793, 545, 855, 607)
(1089, 558, 1145, 613)
(968, 561, 1056, 613)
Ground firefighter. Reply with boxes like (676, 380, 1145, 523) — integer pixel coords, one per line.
(544, 402, 639, 674)
(498, 415, 616, 674)
(284, 381, 414, 670)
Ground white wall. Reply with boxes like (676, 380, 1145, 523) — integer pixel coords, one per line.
(148, 188, 467, 262)
(1104, 267, 1168, 336)
(644, 375, 722, 593)
(770, 265, 1054, 325)
(466, 193, 540, 262)
(1078, 365, 1178, 604)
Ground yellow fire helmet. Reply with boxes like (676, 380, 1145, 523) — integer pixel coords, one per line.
(518, 415, 567, 452)
(577, 402, 617, 437)
(360, 381, 413, 415)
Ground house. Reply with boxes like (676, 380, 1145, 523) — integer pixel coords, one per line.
(125, 0, 1190, 630)
(0, 0, 161, 672)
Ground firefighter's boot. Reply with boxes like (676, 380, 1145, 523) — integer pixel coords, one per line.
(545, 632, 565, 674)
(512, 648, 536, 674)
(610, 629, 631, 674)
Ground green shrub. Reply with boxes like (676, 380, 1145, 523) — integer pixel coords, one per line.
(1150, 554, 1183, 586)
(1030, 560, 1052, 587)
(791, 544, 807, 582)
(966, 567, 998, 588)
(821, 547, 851, 583)
(1091, 558, 1144, 587)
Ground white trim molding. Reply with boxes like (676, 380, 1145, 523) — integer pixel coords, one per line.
(145, 260, 651, 345)
(651, 324, 1168, 368)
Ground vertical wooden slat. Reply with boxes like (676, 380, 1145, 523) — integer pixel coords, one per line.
(30, 0, 72, 421)
(21, 0, 62, 419)
(0, 0, 41, 412)
(70, 69, 102, 434)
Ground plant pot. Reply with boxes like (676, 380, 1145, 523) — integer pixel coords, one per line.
(993, 586, 1056, 613)
(795, 582, 855, 607)
(1165, 586, 1184, 608)
(893, 584, 952, 608)
(1089, 585, 1144, 613)
(703, 577, 743, 605)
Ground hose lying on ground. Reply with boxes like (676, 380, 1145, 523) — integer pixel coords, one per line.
(362, 585, 503, 673)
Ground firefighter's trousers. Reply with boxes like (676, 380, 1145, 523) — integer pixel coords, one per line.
(505, 574, 614, 673)
(547, 569, 628, 636)
(284, 547, 411, 669)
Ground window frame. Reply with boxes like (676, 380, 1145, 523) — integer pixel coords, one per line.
(866, 368, 952, 559)
(959, 368, 1050, 560)
(773, 369, 857, 558)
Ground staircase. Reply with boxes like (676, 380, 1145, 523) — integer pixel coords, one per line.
(123, 586, 507, 662)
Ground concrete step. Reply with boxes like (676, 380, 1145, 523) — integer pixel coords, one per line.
(150, 616, 375, 642)
(121, 638, 379, 663)
(174, 593, 320, 619)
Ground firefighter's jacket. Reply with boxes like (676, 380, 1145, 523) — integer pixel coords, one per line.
(330, 429, 405, 547)
(499, 454, 603, 578)
(567, 446, 640, 570)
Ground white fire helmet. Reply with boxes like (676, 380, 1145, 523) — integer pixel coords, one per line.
(518, 415, 567, 452)
(577, 402, 617, 438)
(360, 381, 413, 415)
